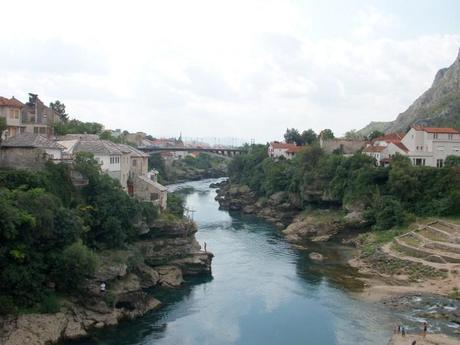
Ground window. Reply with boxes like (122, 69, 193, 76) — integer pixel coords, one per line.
(448, 134, 453, 140)
(110, 156, 120, 164)
(433, 133, 439, 139)
(9, 109, 19, 119)
(33, 127, 39, 134)
(39, 127, 46, 134)
(150, 192, 159, 201)
(436, 159, 444, 168)
(454, 147, 459, 152)
(132, 159, 137, 167)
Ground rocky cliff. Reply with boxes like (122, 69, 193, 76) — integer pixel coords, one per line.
(360, 48, 460, 136)
(0, 219, 213, 345)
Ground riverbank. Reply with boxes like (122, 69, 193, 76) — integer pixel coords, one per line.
(213, 181, 460, 342)
(388, 333, 459, 345)
(0, 218, 213, 345)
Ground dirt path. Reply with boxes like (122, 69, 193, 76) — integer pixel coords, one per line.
(388, 333, 460, 345)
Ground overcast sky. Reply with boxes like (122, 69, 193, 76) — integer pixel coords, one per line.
(1, 0, 459, 143)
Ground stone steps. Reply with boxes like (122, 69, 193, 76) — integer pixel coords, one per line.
(394, 238, 460, 264)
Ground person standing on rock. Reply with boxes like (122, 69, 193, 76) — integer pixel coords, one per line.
(100, 282, 106, 294)
(423, 322, 427, 337)
(401, 327, 406, 337)
(204, 242, 207, 253)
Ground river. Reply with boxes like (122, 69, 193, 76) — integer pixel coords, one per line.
(68, 178, 395, 345)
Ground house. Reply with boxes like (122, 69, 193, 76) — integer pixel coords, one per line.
(20, 93, 60, 137)
(1, 93, 60, 139)
(132, 170, 167, 210)
(0, 132, 64, 170)
(64, 139, 131, 189)
(0, 97, 25, 139)
(363, 133, 408, 166)
(268, 142, 303, 159)
(401, 126, 460, 167)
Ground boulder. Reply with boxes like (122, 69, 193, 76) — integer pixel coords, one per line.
(156, 266, 184, 287)
(94, 263, 128, 282)
(136, 263, 160, 289)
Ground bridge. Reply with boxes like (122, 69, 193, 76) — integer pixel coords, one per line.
(137, 146, 247, 157)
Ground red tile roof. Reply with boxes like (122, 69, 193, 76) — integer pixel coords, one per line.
(373, 133, 404, 143)
(0, 96, 23, 108)
(391, 142, 409, 153)
(412, 126, 459, 134)
(286, 146, 304, 153)
(270, 142, 299, 150)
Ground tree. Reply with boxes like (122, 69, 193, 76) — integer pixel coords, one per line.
(49, 100, 68, 122)
(301, 129, 317, 145)
(284, 128, 303, 145)
(445, 155, 460, 167)
(344, 129, 363, 140)
(319, 129, 334, 140)
(368, 130, 384, 141)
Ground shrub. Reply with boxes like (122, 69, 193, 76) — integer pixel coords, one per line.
(0, 295, 17, 315)
(39, 293, 60, 314)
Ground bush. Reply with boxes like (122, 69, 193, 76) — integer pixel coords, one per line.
(167, 193, 185, 218)
(39, 293, 60, 314)
(0, 295, 17, 315)
(56, 241, 99, 292)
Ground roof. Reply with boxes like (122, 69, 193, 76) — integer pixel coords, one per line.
(58, 134, 100, 141)
(391, 142, 409, 153)
(117, 144, 149, 157)
(373, 133, 404, 143)
(286, 146, 304, 153)
(1, 133, 64, 149)
(363, 145, 386, 153)
(270, 142, 299, 150)
(0, 96, 23, 108)
(73, 140, 123, 156)
(412, 126, 459, 134)
(137, 175, 167, 191)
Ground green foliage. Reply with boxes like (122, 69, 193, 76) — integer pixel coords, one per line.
(0, 155, 158, 313)
(55, 241, 99, 292)
(148, 153, 167, 181)
(167, 193, 185, 217)
(39, 293, 60, 314)
(49, 100, 68, 122)
(319, 129, 334, 140)
(301, 129, 317, 145)
(0, 296, 17, 315)
(445, 155, 460, 167)
(284, 128, 302, 145)
(99, 130, 124, 143)
(284, 128, 317, 146)
(344, 129, 364, 140)
(368, 130, 385, 141)
(54, 119, 103, 136)
(229, 143, 460, 230)
(103, 291, 117, 308)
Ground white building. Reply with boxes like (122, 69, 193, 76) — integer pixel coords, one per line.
(363, 133, 408, 166)
(401, 126, 460, 167)
(268, 142, 303, 159)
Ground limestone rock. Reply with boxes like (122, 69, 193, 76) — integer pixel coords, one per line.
(156, 266, 184, 287)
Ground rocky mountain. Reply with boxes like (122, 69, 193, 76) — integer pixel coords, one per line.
(359, 48, 460, 136)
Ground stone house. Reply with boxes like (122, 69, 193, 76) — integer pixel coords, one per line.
(0, 132, 64, 170)
(268, 142, 303, 159)
(20, 93, 60, 137)
(401, 126, 460, 167)
(0, 97, 25, 140)
(132, 171, 167, 210)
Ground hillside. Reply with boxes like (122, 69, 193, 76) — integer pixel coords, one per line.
(359, 48, 460, 136)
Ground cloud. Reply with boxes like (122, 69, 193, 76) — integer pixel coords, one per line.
(0, 1, 459, 142)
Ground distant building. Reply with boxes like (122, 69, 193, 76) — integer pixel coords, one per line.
(21, 93, 60, 137)
(0, 93, 60, 139)
(0, 96, 25, 139)
(268, 142, 303, 159)
(401, 126, 460, 167)
(0, 133, 64, 170)
(57, 137, 167, 209)
(363, 133, 408, 166)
